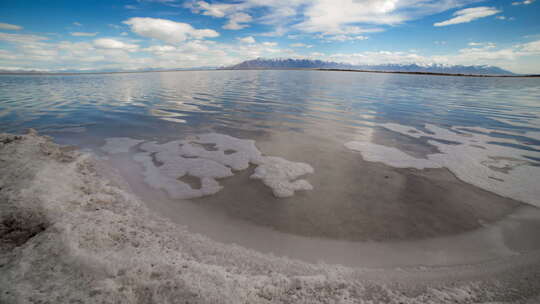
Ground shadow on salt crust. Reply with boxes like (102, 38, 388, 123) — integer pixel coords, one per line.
(101, 133, 314, 198)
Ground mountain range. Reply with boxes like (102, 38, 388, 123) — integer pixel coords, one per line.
(224, 58, 515, 76)
(0, 58, 520, 76)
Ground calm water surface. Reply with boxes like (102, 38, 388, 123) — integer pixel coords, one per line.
(1, 70, 539, 145)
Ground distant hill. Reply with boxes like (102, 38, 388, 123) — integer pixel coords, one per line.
(0, 59, 519, 76)
(225, 58, 515, 76)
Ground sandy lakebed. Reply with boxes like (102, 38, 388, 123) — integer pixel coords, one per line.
(1, 131, 540, 303)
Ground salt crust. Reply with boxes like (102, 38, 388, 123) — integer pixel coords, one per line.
(2, 132, 540, 303)
(119, 133, 314, 199)
(344, 141, 441, 169)
(345, 123, 540, 207)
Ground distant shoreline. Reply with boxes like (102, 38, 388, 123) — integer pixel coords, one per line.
(1, 67, 539, 78)
(222, 68, 540, 78)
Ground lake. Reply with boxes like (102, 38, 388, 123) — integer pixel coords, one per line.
(2, 70, 540, 267)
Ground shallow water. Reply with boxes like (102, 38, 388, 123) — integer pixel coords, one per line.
(2, 70, 540, 266)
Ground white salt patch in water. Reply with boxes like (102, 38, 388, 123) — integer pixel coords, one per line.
(101, 137, 144, 154)
(348, 123, 540, 207)
(133, 152, 227, 199)
(251, 156, 314, 198)
(344, 141, 441, 169)
(179, 133, 263, 170)
(122, 133, 314, 199)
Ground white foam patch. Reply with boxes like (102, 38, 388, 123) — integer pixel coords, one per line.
(129, 133, 313, 199)
(346, 123, 540, 207)
(101, 137, 144, 154)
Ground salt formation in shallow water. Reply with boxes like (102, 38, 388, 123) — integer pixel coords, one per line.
(102, 133, 314, 198)
(344, 141, 441, 169)
(346, 123, 540, 207)
(2, 132, 540, 303)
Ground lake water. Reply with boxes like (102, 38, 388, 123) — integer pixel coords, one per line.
(2, 70, 539, 140)
(2, 70, 540, 267)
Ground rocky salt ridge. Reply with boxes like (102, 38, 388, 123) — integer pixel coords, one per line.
(345, 123, 540, 207)
(2, 131, 540, 303)
(103, 133, 314, 199)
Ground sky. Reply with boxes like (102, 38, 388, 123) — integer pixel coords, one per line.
(1, 0, 540, 73)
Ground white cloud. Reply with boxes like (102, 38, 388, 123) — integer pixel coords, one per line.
(328, 50, 430, 66)
(191, 1, 235, 18)
(70, 32, 98, 37)
(73, 22, 82, 26)
(188, 0, 480, 41)
(237, 36, 255, 43)
(324, 35, 369, 42)
(123, 17, 219, 44)
(262, 42, 277, 47)
(259, 26, 288, 37)
(434, 7, 501, 27)
(520, 40, 540, 53)
(190, 2, 253, 30)
(468, 42, 496, 48)
(93, 38, 139, 51)
(0, 22, 22, 30)
(290, 43, 313, 48)
(143, 45, 177, 54)
(0, 32, 48, 44)
(296, 0, 478, 36)
(512, 0, 535, 5)
(295, 0, 403, 35)
(223, 12, 252, 30)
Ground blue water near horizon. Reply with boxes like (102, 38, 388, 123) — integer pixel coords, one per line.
(1, 69, 540, 152)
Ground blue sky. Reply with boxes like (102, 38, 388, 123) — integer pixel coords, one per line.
(1, 0, 539, 73)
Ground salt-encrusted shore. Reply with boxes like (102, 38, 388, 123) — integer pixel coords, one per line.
(1, 131, 540, 303)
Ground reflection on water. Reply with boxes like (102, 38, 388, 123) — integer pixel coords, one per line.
(1, 70, 539, 145)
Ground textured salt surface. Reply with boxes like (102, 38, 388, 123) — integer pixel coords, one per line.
(346, 123, 540, 207)
(2, 132, 540, 303)
(102, 133, 314, 199)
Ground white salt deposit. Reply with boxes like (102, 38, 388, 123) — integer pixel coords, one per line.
(2, 131, 540, 303)
(107, 133, 314, 199)
(251, 156, 314, 198)
(346, 123, 540, 207)
(344, 141, 441, 169)
(101, 137, 144, 154)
